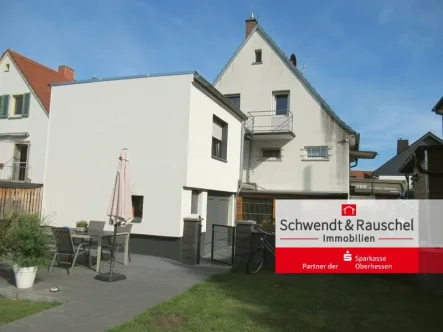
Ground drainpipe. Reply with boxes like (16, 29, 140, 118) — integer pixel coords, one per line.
(246, 138, 252, 184)
(234, 121, 246, 221)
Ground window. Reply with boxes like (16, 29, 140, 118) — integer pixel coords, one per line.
(12, 143, 29, 181)
(14, 95, 24, 115)
(225, 94, 240, 109)
(254, 49, 262, 63)
(242, 198, 273, 223)
(212, 115, 228, 161)
(274, 92, 289, 115)
(262, 148, 281, 160)
(306, 146, 329, 159)
(132, 195, 144, 220)
(191, 190, 201, 214)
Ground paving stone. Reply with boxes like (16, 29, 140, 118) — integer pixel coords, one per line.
(0, 254, 230, 331)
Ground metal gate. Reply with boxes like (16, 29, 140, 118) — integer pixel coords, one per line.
(211, 224, 236, 265)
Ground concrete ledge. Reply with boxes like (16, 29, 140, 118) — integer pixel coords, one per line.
(183, 217, 203, 222)
(236, 220, 257, 225)
(0, 287, 63, 303)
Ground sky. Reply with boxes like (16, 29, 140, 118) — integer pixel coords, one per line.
(1, 0, 442, 170)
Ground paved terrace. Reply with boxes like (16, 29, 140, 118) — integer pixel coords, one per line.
(0, 253, 230, 331)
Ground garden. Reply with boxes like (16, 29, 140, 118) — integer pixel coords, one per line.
(0, 212, 59, 325)
(109, 269, 443, 332)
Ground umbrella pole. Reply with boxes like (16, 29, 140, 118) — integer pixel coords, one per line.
(109, 224, 118, 276)
(94, 222, 127, 282)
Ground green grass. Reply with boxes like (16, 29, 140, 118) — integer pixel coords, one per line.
(0, 296, 59, 326)
(109, 270, 443, 332)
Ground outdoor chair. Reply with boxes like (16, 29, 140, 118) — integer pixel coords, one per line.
(87, 220, 106, 259)
(41, 226, 57, 258)
(102, 224, 132, 263)
(49, 227, 92, 274)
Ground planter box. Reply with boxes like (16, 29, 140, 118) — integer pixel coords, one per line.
(76, 227, 88, 232)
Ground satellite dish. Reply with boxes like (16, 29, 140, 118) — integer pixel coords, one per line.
(289, 54, 297, 67)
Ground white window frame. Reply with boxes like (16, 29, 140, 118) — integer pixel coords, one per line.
(302, 146, 330, 161)
(272, 91, 290, 116)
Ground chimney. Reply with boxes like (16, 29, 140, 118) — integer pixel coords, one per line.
(397, 138, 409, 155)
(245, 14, 258, 38)
(289, 54, 297, 67)
(58, 65, 75, 80)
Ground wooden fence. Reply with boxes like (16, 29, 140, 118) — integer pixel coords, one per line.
(0, 183, 43, 215)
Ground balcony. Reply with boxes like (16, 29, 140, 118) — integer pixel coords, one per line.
(245, 110, 295, 140)
(0, 163, 29, 182)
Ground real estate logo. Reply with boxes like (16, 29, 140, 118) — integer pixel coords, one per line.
(341, 203, 356, 217)
(274, 199, 434, 274)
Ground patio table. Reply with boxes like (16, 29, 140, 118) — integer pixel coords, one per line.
(70, 229, 130, 273)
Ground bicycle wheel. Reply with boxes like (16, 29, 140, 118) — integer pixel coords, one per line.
(246, 248, 266, 275)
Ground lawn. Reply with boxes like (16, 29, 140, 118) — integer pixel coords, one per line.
(0, 296, 59, 326)
(109, 270, 443, 332)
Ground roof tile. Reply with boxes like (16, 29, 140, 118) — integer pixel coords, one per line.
(3, 49, 74, 112)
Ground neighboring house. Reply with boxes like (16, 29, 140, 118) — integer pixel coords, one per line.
(214, 16, 376, 222)
(431, 96, 443, 138)
(42, 72, 247, 261)
(0, 49, 74, 184)
(350, 170, 373, 179)
(372, 132, 443, 188)
(399, 145, 443, 199)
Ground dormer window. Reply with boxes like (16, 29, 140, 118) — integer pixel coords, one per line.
(254, 49, 262, 64)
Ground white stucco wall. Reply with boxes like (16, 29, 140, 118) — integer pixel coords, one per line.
(43, 74, 194, 237)
(43, 74, 243, 237)
(0, 54, 49, 184)
(215, 30, 350, 193)
(186, 85, 242, 192)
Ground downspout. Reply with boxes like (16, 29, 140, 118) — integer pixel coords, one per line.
(234, 121, 245, 221)
(424, 150, 430, 200)
(247, 137, 252, 184)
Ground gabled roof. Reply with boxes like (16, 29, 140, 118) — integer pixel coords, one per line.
(1, 49, 74, 112)
(431, 96, 443, 115)
(213, 23, 357, 136)
(373, 131, 443, 176)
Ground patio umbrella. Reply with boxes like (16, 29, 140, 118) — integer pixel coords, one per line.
(95, 148, 133, 282)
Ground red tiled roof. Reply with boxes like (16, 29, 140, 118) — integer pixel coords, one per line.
(1, 49, 74, 112)
(350, 170, 373, 179)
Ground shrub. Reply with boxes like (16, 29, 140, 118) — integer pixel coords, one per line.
(76, 220, 88, 227)
(0, 213, 18, 259)
(259, 218, 275, 233)
(4, 213, 49, 268)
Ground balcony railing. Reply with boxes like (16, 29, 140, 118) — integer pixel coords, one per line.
(0, 162, 29, 182)
(246, 110, 294, 134)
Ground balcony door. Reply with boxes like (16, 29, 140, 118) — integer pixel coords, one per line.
(273, 92, 289, 115)
(12, 143, 29, 181)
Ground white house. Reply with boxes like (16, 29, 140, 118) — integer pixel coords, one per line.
(42, 72, 247, 261)
(0, 49, 74, 184)
(214, 16, 376, 222)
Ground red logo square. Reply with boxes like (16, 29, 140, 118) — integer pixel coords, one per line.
(342, 204, 356, 216)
